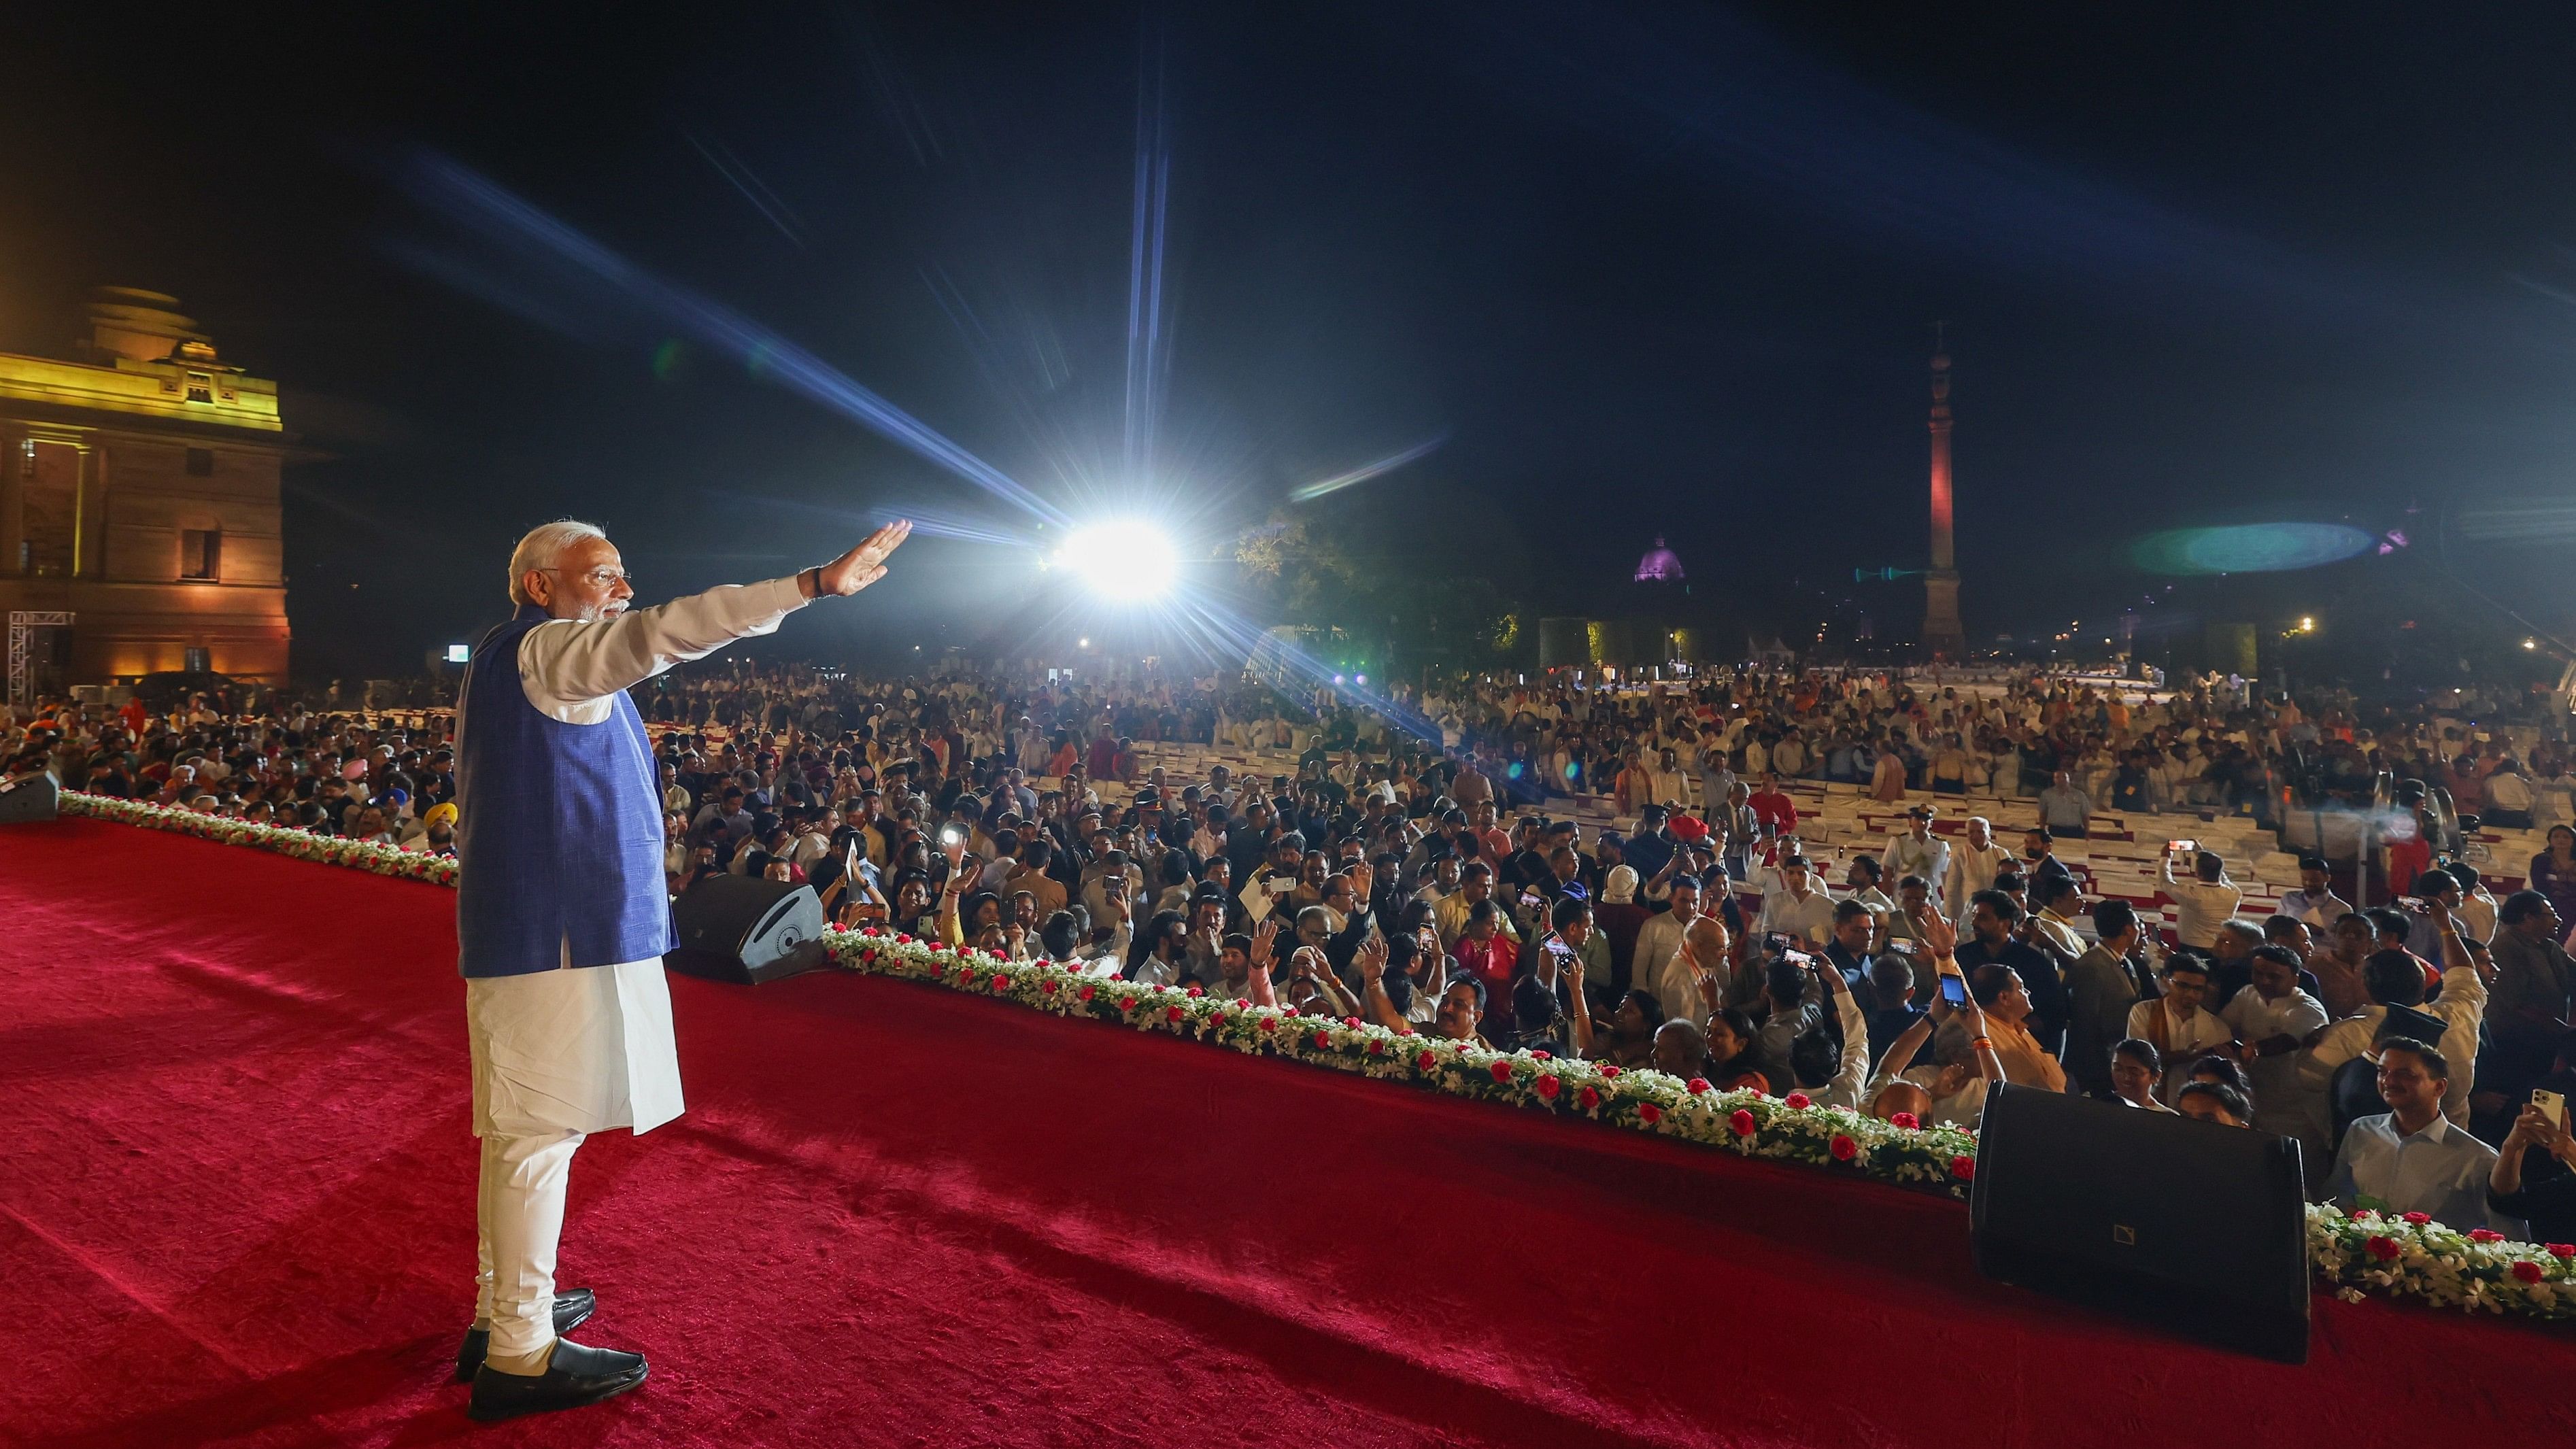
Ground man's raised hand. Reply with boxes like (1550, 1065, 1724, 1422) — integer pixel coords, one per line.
(813, 520, 913, 598)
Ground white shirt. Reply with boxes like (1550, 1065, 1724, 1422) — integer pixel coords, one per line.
(467, 575, 809, 1140)
(1880, 833, 1951, 902)
(2300, 964, 2488, 1127)
(1629, 909, 1695, 1002)
(2322, 1112, 2511, 1235)
(1756, 887, 1836, 949)
(2125, 997, 2234, 1065)
(1944, 842, 2014, 920)
(2275, 888, 2351, 927)
(2161, 865, 2242, 951)
(2222, 987, 2330, 1137)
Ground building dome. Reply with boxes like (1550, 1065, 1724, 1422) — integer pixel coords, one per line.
(1633, 536, 1684, 583)
(85, 286, 214, 364)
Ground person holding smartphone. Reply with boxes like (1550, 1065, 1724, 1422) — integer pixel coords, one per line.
(2490, 1094, 2576, 1244)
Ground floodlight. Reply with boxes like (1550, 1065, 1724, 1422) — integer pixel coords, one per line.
(1058, 519, 1177, 602)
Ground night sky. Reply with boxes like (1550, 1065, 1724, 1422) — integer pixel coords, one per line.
(6, 4, 2575, 680)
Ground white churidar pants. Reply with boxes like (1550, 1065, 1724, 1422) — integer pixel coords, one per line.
(466, 952, 683, 1368)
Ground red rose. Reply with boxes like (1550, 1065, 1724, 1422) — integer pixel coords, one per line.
(1119, 997, 1138, 1011)
(1640, 1102, 1662, 1124)
(1784, 1092, 1812, 1110)
(1950, 1155, 1976, 1181)
(1234, 998, 1250, 1009)
(1729, 1109, 1757, 1137)
(1889, 1111, 1920, 1130)
(924, 962, 941, 978)
(1312, 1030, 1332, 1049)
(1535, 1074, 1561, 1100)
(862, 951, 879, 965)
(2513, 1260, 2545, 1284)
(895, 933, 912, 944)
(1077, 984, 1096, 1001)
(1165, 1006, 1184, 1022)
(1256, 1017, 1276, 1034)
(861, 926, 881, 937)
(1599, 1065, 1621, 1078)
(1416, 1051, 1438, 1071)
(1040, 979, 1058, 993)
(1490, 1061, 1514, 1083)
(989, 974, 1009, 989)
(2348, 1208, 2373, 1221)
(2551, 1244, 2576, 1259)
(1343, 1016, 1361, 1029)
(1185, 985, 1204, 999)
(1830, 1134, 1858, 1161)
(1577, 1086, 1600, 1110)
(1686, 1078, 1710, 1095)
(1530, 1050, 1552, 1061)
(2402, 1211, 2432, 1226)
(2365, 1236, 2401, 1262)
(2469, 1228, 2505, 1243)
(1368, 1040, 1386, 1055)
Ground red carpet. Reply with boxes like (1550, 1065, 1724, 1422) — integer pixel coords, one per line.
(3, 816, 2569, 1448)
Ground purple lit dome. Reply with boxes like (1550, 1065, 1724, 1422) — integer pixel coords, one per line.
(1633, 537, 1685, 583)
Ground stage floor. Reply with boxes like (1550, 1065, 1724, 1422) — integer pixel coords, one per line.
(3, 815, 2568, 1448)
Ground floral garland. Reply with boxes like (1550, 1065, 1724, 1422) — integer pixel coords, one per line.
(57, 791, 458, 887)
(2307, 1204, 2576, 1319)
(37, 796, 2576, 1327)
(824, 925, 1982, 1193)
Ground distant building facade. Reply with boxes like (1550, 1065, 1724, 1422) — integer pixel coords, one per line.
(1536, 536, 1704, 672)
(0, 289, 292, 703)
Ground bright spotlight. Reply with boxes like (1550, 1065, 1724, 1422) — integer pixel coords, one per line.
(1057, 519, 1177, 601)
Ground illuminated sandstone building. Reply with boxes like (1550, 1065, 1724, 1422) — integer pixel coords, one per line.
(0, 289, 292, 703)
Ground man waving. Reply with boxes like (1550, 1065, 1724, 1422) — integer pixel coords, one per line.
(452, 517, 908, 1420)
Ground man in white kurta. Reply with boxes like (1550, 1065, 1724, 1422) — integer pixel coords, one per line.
(456, 518, 908, 1422)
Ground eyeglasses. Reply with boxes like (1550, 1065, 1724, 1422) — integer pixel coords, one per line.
(542, 566, 634, 590)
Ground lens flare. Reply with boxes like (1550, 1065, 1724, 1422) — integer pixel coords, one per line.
(2129, 523, 2372, 575)
(1059, 520, 1178, 601)
(1288, 434, 1449, 502)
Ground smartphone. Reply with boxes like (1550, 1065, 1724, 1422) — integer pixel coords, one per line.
(1765, 932, 1789, 953)
(1543, 937, 1574, 957)
(2538, 1089, 2566, 1131)
(1939, 975, 1969, 1008)
(2397, 896, 2427, 913)
(2167, 839, 2197, 853)
(1886, 939, 1916, 956)
(1782, 949, 1813, 968)
(940, 825, 965, 847)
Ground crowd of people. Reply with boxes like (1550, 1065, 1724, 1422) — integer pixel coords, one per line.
(10, 655, 2576, 1244)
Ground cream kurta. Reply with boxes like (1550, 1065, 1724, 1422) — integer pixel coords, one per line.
(464, 576, 807, 1138)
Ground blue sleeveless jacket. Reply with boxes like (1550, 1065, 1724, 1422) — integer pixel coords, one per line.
(454, 605, 675, 977)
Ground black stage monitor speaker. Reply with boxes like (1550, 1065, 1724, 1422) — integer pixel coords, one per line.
(666, 876, 827, 985)
(1970, 1083, 2311, 1362)
(0, 772, 61, 824)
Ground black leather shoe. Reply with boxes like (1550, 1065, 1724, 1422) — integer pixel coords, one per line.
(466, 1339, 647, 1422)
(452, 1289, 598, 1383)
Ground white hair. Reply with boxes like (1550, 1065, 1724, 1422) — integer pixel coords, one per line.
(506, 519, 607, 606)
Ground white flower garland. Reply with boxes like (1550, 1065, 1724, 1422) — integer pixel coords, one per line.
(2307, 1203, 2576, 1318)
(825, 926, 1986, 1193)
(48, 791, 2576, 1327)
(58, 791, 458, 887)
